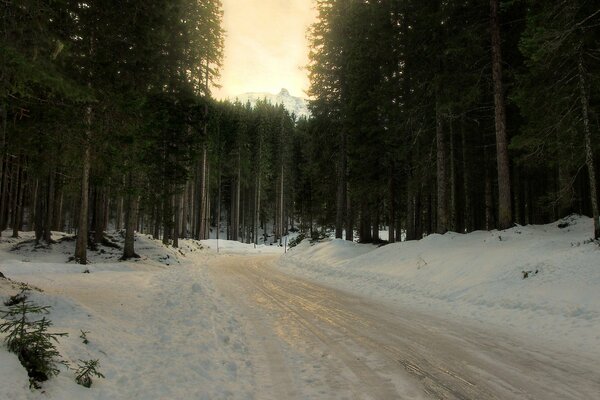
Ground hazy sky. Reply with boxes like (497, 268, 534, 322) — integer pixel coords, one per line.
(214, 0, 316, 99)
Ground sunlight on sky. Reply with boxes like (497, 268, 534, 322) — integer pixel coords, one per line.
(214, 0, 316, 99)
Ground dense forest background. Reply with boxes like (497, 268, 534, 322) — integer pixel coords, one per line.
(1, 0, 599, 264)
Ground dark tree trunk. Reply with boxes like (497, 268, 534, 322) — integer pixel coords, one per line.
(485, 148, 495, 230)
(34, 179, 44, 244)
(461, 116, 473, 233)
(173, 194, 180, 248)
(345, 185, 353, 241)
(336, 130, 347, 239)
(43, 170, 55, 244)
(11, 157, 24, 238)
(436, 104, 448, 234)
(490, 0, 513, 229)
(74, 106, 91, 264)
(122, 182, 139, 260)
(388, 175, 395, 243)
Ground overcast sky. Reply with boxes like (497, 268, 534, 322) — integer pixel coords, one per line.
(214, 0, 316, 99)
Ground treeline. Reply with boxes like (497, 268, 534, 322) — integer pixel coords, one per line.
(3, 0, 599, 263)
(304, 0, 600, 241)
(0, 0, 233, 263)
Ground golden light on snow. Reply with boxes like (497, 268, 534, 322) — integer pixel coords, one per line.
(214, 0, 316, 99)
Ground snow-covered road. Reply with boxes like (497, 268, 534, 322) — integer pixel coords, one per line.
(208, 254, 600, 400)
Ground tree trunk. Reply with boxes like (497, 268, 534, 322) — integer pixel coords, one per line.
(173, 194, 180, 248)
(43, 169, 55, 244)
(406, 189, 416, 241)
(122, 175, 139, 259)
(345, 186, 354, 242)
(0, 154, 9, 233)
(461, 119, 473, 233)
(336, 130, 347, 239)
(11, 157, 23, 238)
(198, 147, 206, 239)
(490, 0, 513, 229)
(74, 133, 91, 264)
(254, 172, 261, 245)
(484, 148, 495, 230)
(388, 175, 395, 243)
(436, 103, 448, 234)
(449, 118, 457, 232)
(279, 164, 284, 245)
(578, 52, 600, 239)
(0, 103, 7, 236)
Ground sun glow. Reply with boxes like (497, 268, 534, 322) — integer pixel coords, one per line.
(214, 0, 316, 99)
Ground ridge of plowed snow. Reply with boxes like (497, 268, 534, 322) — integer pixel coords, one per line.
(279, 216, 600, 357)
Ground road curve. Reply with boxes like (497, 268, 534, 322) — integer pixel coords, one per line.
(206, 254, 600, 400)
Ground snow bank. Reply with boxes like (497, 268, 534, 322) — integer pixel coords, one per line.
(0, 231, 255, 399)
(279, 216, 600, 356)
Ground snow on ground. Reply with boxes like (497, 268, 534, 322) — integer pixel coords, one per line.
(279, 215, 600, 357)
(200, 239, 285, 255)
(0, 231, 255, 399)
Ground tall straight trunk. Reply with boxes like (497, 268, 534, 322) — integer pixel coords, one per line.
(116, 195, 123, 231)
(43, 169, 55, 244)
(254, 174, 261, 245)
(11, 157, 23, 238)
(0, 103, 7, 236)
(34, 179, 44, 243)
(74, 110, 91, 264)
(449, 119, 457, 232)
(216, 170, 222, 244)
(335, 130, 347, 239)
(173, 194, 180, 248)
(345, 185, 353, 241)
(279, 164, 284, 245)
(490, 0, 512, 229)
(162, 191, 171, 245)
(199, 146, 208, 240)
(436, 103, 448, 234)
(484, 147, 495, 230)
(54, 183, 64, 232)
(179, 182, 191, 238)
(7, 159, 18, 229)
(205, 163, 211, 239)
(0, 155, 9, 233)
(235, 154, 241, 241)
(406, 189, 416, 241)
(578, 52, 600, 239)
(93, 188, 105, 246)
(461, 117, 473, 232)
(122, 176, 139, 259)
(388, 175, 395, 243)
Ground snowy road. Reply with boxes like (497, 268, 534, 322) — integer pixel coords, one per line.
(208, 254, 600, 400)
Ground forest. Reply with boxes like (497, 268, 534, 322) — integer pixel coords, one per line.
(1, 0, 599, 265)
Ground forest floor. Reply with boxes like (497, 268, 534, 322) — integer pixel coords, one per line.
(0, 216, 599, 399)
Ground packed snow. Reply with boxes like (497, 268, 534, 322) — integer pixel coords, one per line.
(279, 215, 600, 358)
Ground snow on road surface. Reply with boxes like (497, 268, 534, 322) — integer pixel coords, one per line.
(1, 217, 599, 399)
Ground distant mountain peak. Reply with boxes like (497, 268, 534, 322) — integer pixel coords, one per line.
(233, 89, 310, 119)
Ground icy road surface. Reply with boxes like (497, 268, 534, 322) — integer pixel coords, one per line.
(209, 254, 600, 400)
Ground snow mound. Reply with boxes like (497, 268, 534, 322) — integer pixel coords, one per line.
(279, 216, 600, 356)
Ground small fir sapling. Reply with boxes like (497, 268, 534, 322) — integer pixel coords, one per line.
(75, 359, 105, 388)
(0, 296, 68, 388)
